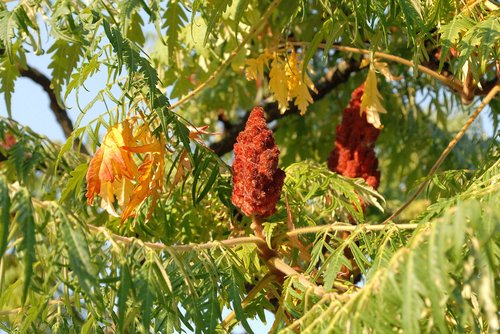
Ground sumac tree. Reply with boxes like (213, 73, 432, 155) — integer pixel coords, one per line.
(0, 0, 498, 333)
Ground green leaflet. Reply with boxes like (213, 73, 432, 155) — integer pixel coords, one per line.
(163, 0, 187, 59)
(117, 262, 131, 333)
(438, 14, 474, 71)
(0, 55, 19, 117)
(12, 187, 35, 305)
(137, 256, 156, 332)
(202, 0, 232, 45)
(59, 210, 104, 314)
(118, 0, 142, 40)
(284, 161, 385, 223)
(54, 127, 86, 177)
(229, 267, 254, 334)
(191, 146, 220, 205)
(48, 40, 83, 107)
(0, 176, 10, 259)
(59, 163, 88, 203)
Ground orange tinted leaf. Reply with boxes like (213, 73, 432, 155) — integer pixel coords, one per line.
(86, 147, 104, 205)
(86, 118, 166, 222)
(172, 150, 192, 187)
(98, 121, 136, 182)
(121, 158, 152, 220)
(123, 142, 163, 153)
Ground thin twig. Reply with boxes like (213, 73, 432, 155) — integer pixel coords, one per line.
(284, 222, 420, 238)
(168, 0, 282, 111)
(266, 257, 351, 295)
(383, 83, 499, 223)
(86, 223, 266, 251)
(285, 42, 464, 94)
(26, 187, 350, 302)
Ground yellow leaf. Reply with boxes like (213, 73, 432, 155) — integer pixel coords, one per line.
(86, 120, 137, 205)
(98, 179, 133, 217)
(285, 50, 317, 115)
(244, 53, 270, 81)
(86, 117, 166, 223)
(291, 81, 314, 115)
(360, 58, 371, 69)
(285, 50, 300, 93)
(269, 57, 289, 113)
(99, 182, 119, 217)
(361, 68, 387, 129)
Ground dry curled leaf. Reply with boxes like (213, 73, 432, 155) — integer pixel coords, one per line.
(86, 118, 165, 222)
(361, 67, 387, 129)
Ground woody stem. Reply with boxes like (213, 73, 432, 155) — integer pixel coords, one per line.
(251, 215, 276, 261)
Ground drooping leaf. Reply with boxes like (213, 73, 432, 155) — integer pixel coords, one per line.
(0, 9, 17, 62)
(86, 118, 166, 221)
(48, 40, 83, 107)
(361, 67, 387, 129)
(229, 267, 254, 334)
(163, 0, 188, 59)
(60, 211, 103, 311)
(269, 57, 289, 113)
(244, 52, 270, 81)
(12, 188, 35, 305)
(0, 55, 19, 117)
(117, 262, 132, 333)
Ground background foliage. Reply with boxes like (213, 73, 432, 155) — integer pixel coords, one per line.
(0, 0, 499, 333)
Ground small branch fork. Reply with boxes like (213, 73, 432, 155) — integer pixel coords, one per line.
(85, 221, 420, 253)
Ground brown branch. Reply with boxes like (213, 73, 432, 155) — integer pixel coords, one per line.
(210, 57, 362, 156)
(18, 65, 88, 155)
(280, 222, 420, 240)
(292, 42, 498, 101)
(290, 43, 465, 93)
(383, 83, 499, 223)
(86, 223, 267, 251)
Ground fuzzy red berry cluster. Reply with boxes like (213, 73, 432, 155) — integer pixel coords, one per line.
(231, 107, 285, 217)
(327, 84, 381, 189)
